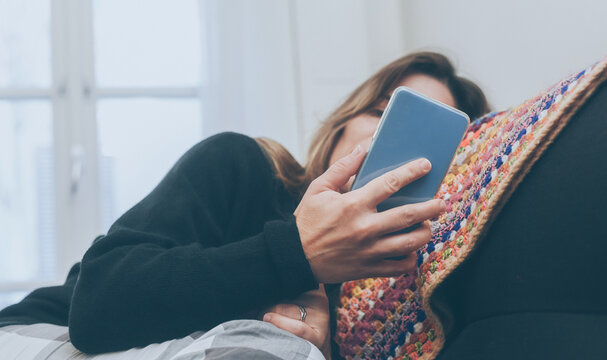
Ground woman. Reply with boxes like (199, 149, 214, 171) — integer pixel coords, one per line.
(0, 52, 489, 358)
(262, 52, 489, 359)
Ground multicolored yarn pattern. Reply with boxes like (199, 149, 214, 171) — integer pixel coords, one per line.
(335, 56, 607, 360)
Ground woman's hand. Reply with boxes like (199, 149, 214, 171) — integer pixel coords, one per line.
(263, 285, 331, 359)
(295, 145, 445, 284)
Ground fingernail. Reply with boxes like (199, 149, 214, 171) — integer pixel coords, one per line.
(263, 314, 271, 322)
(440, 200, 447, 211)
(351, 145, 362, 156)
(421, 159, 432, 172)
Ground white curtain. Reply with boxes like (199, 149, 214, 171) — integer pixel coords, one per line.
(199, 0, 407, 161)
(201, 0, 303, 158)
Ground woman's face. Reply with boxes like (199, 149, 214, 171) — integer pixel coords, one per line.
(328, 73, 457, 190)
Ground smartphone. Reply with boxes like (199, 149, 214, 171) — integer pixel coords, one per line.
(351, 86, 469, 212)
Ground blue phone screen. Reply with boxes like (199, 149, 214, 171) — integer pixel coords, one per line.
(351, 86, 469, 211)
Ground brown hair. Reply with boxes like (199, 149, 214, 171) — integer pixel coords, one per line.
(257, 51, 490, 198)
(255, 137, 306, 198)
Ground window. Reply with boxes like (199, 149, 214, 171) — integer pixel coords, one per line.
(0, 0, 55, 309)
(0, 0, 206, 309)
(92, 0, 204, 228)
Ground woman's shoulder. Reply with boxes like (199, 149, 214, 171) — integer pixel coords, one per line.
(175, 132, 273, 178)
(188, 131, 264, 161)
(200, 131, 258, 148)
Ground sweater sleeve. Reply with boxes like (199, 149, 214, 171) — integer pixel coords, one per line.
(68, 133, 317, 354)
(0, 262, 80, 327)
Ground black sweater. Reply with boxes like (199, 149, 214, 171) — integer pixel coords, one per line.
(433, 82, 607, 358)
(0, 132, 318, 353)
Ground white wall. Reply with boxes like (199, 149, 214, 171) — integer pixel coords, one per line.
(202, 0, 300, 155)
(203, 0, 607, 161)
(202, 0, 407, 161)
(293, 0, 407, 158)
(398, 0, 607, 110)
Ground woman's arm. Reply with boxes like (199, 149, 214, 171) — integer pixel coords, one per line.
(69, 133, 318, 353)
(0, 262, 80, 327)
(69, 133, 445, 354)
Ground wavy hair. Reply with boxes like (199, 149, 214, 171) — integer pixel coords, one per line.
(257, 51, 490, 198)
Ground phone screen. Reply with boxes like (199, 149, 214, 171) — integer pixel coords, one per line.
(351, 86, 469, 212)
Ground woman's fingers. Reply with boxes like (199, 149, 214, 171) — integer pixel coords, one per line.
(312, 145, 366, 192)
(262, 287, 330, 356)
(370, 254, 419, 277)
(361, 222, 435, 276)
(370, 221, 432, 258)
(354, 158, 431, 207)
(372, 199, 445, 235)
(263, 312, 319, 344)
(266, 303, 304, 321)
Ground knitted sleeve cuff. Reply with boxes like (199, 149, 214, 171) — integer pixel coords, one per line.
(263, 215, 318, 296)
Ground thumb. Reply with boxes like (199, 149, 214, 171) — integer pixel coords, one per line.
(315, 145, 366, 192)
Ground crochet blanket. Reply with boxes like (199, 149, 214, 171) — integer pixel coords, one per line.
(335, 56, 607, 360)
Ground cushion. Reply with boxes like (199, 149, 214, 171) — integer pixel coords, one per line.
(334, 55, 607, 360)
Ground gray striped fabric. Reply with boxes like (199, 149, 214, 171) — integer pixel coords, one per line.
(0, 320, 325, 360)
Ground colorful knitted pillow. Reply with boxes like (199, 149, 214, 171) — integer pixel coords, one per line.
(335, 56, 607, 360)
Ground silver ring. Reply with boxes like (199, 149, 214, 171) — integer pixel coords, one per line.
(298, 304, 307, 322)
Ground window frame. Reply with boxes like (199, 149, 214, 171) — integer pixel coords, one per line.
(0, 0, 205, 296)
